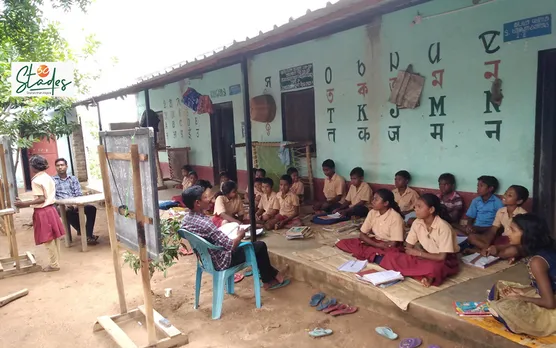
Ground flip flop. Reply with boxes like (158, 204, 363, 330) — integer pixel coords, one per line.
(310, 292, 326, 307)
(400, 338, 422, 348)
(375, 326, 398, 340)
(244, 270, 253, 277)
(308, 328, 333, 338)
(428, 346, 440, 348)
(317, 298, 337, 311)
(330, 304, 358, 316)
(268, 278, 290, 290)
(322, 303, 341, 314)
(234, 273, 244, 283)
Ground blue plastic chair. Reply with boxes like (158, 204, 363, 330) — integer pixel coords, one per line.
(178, 229, 262, 319)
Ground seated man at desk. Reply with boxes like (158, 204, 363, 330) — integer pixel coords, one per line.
(53, 158, 99, 245)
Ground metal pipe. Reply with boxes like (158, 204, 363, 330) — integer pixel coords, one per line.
(144, 89, 151, 128)
(241, 57, 256, 243)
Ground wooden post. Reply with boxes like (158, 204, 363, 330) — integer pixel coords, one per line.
(59, 205, 71, 247)
(305, 144, 314, 202)
(0, 144, 18, 269)
(98, 145, 127, 314)
(130, 144, 156, 345)
(78, 206, 88, 252)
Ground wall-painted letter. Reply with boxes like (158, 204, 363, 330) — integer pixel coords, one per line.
(428, 42, 441, 64)
(357, 104, 368, 122)
(325, 67, 332, 84)
(485, 120, 502, 141)
(265, 76, 272, 88)
(484, 91, 501, 113)
(327, 107, 335, 124)
(429, 96, 447, 116)
(478, 30, 501, 54)
(390, 52, 399, 72)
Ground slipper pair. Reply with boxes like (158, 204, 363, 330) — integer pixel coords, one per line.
(323, 303, 358, 316)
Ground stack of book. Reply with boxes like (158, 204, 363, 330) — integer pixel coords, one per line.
(355, 269, 404, 288)
(461, 253, 500, 269)
(453, 301, 490, 317)
(285, 226, 311, 240)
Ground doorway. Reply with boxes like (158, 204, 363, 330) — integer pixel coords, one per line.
(210, 102, 238, 183)
(23, 137, 59, 190)
(533, 49, 556, 235)
(281, 88, 316, 153)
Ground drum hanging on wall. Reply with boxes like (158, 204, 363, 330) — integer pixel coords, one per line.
(250, 94, 276, 123)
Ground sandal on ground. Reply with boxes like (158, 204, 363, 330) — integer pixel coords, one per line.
(310, 292, 326, 307)
(375, 326, 398, 340)
(322, 303, 341, 314)
(234, 273, 244, 283)
(308, 328, 333, 338)
(87, 238, 99, 245)
(42, 266, 60, 272)
(267, 279, 290, 290)
(329, 304, 358, 316)
(317, 298, 337, 311)
(399, 338, 422, 348)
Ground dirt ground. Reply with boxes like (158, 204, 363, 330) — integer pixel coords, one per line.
(0, 206, 464, 348)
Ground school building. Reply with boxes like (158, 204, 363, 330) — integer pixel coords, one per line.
(75, 0, 556, 231)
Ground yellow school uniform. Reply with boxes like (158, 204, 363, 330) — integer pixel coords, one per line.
(492, 206, 527, 230)
(258, 192, 279, 213)
(324, 173, 345, 200)
(291, 181, 304, 195)
(360, 208, 404, 242)
(406, 216, 459, 253)
(214, 195, 244, 217)
(277, 191, 299, 218)
(31, 171, 56, 208)
(393, 187, 419, 212)
(344, 182, 372, 207)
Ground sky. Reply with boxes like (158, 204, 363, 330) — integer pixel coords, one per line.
(45, 0, 338, 97)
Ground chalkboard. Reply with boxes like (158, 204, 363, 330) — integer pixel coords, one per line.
(99, 128, 162, 259)
(0, 136, 17, 209)
(504, 14, 552, 42)
(280, 63, 314, 91)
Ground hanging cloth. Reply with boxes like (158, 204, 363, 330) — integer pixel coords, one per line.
(278, 142, 291, 166)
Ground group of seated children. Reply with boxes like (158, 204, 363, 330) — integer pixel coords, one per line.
(194, 167, 305, 232)
(309, 158, 531, 288)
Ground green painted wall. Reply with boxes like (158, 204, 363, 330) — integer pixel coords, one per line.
(137, 0, 555, 193)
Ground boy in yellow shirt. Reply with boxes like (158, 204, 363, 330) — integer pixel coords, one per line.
(265, 175, 301, 230)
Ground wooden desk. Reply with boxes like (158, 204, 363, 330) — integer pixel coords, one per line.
(56, 193, 105, 252)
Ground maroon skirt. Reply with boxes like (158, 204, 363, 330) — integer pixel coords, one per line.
(379, 249, 460, 286)
(336, 237, 401, 263)
(33, 205, 65, 245)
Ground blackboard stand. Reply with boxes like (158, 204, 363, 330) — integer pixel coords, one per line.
(0, 142, 41, 280)
(93, 144, 188, 348)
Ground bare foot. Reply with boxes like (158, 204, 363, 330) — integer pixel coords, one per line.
(421, 277, 432, 288)
(42, 266, 60, 272)
(275, 264, 290, 283)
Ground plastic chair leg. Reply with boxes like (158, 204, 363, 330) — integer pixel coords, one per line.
(251, 264, 262, 309)
(212, 273, 226, 320)
(226, 274, 235, 294)
(194, 265, 202, 309)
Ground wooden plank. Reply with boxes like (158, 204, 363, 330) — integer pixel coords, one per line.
(112, 207, 154, 225)
(59, 205, 71, 247)
(131, 144, 156, 345)
(92, 310, 140, 332)
(98, 145, 128, 314)
(138, 306, 181, 337)
(78, 205, 88, 252)
(96, 316, 138, 348)
(0, 208, 14, 216)
(0, 288, 28, 307)
(106, 152, 148, 162)
(25, 251, 36, 265)
(0, 264, 41, 280)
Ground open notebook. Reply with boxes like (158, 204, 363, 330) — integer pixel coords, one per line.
(461, 253, 500, 269)
(218, 222, 264, 239)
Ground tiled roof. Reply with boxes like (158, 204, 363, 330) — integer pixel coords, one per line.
(74, 0, 426, 106)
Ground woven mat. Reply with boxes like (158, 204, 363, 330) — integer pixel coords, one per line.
(464, 317, 556, 347)
(293, 246, 516, 310)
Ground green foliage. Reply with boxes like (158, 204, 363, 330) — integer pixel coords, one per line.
(123, 218, 185, 278)
(0, 0, 99, 155)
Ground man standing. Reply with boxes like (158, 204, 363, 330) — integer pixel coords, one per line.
(53, 158, 98, 245)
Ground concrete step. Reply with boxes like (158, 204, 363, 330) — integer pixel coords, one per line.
(263, 233, 525, 348)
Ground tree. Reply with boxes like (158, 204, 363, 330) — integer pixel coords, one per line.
(0, 0, 98, 167)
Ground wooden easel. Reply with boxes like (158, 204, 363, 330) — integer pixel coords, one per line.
(93, 144, 188, 348)
(0, 143, 40, 279)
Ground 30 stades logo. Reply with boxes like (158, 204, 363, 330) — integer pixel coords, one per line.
(10, 62, 75, 97)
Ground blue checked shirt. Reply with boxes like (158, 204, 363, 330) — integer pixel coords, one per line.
(52, 175, 83, 200)
(181, 211, 234, 271)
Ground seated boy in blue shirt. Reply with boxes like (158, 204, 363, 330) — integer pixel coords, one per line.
(461, 175, 503, 251)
